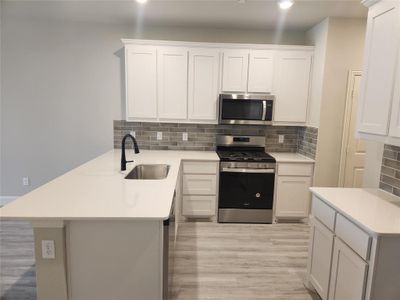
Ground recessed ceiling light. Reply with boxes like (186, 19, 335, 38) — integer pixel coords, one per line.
(136, 0, 147, 4)
(278, 0, 294, 10)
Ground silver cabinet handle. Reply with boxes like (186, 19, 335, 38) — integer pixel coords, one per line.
(222, 168, 275, 174)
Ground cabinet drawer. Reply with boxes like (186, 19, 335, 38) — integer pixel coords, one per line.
(182, 195, 216, 217)
(183, 174, 217, 195)
(311, 196, 336, 231)
(183, 161, 218, 174)
(335, 214, 371, 260)
(278, 163, 313, 176)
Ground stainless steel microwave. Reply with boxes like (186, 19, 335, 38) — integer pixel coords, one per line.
(219, 94, 274, 125)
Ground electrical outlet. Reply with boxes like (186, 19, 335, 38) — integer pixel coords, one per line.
(278, 135, 285, 144)
(157, 132, 163, 141)
(41, 240, 55, 259)
(182, 132, 188, 141)
(130, 131, 136, 138)
(22, 177, 30, 186)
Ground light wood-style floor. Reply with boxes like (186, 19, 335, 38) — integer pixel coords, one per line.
(0, 221, 319, 300)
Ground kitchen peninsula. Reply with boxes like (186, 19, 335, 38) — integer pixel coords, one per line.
(0, 150, 219, 300)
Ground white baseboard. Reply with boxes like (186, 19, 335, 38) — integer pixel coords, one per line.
(0, 196, 18, 207)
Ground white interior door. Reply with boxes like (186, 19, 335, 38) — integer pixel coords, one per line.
(341, 73, 366, 188)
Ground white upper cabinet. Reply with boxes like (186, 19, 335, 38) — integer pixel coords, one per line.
(388, 51, 400, 138)
(221, 50, 249, 92)
(188, 48, 220, 122)
(123, 40, 314, 125)
(273, 51, 312, 123)
(358, 1, 400, 136)
(125, 45, 157, 120)
(157, 47, 188, 120)
(247, 50, 275, 93)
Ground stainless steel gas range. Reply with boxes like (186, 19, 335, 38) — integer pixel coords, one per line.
(216, 135, 276, 224)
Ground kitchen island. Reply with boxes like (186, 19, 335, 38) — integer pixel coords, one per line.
(306, 188, 400, 300)
(0, 149, 219, 300)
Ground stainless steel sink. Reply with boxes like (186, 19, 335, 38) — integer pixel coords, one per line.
(125, 164, 170, 180)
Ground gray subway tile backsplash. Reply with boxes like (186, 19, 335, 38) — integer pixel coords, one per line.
(297, 126, 318, 159)
(380, 144, 400, 196)
(114, 120, 319, 159)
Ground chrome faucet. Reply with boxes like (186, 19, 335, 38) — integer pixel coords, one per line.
(121, 133, 140, 171)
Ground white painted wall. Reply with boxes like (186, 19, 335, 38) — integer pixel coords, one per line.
(0, 1, 307, 196)
(306, 18, 329, 128)
(308, 18, 367, 187)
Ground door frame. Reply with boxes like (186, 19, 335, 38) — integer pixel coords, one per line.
(339, 70, 363, 187)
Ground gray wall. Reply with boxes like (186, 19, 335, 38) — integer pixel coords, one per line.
(0, 1, 308, 196)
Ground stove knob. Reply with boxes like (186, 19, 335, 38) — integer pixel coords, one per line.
(255, 193, 261, 198)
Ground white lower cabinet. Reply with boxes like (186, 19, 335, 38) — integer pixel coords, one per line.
(308, 217, 334, 300)
(275, 176, 312, 218)
(181, 161, 218, 218)
(275, 162, 314, 220)
(329, 237, 368, 300)
(182, 195, 216, 217)
(307, 194, 400, 300)
(183, 174, 217, 195)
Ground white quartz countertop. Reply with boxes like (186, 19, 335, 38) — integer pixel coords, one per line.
(0, 150, 219, 221)
(269, 152, 315, 163)
(310, 187, 400, 236)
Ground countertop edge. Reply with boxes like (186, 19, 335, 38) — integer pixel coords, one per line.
(310, 187, 400, 237)
(269, 152, 315, 163)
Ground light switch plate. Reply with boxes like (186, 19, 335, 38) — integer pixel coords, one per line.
(41, 240, 55, 259)
(157, 132, 163, 141)
(182, 132, 188, 141)
(278, 135, 285, 144)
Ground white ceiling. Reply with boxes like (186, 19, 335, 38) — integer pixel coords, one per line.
(5, 0, 368, 31)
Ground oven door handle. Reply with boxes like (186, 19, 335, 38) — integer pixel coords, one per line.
(222, 167, 275, 174)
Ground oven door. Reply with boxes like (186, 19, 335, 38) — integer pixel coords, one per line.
(219, 94, 273, 125)
(219, 167, 275, 209)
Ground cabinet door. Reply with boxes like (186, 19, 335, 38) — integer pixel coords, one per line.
(275, 176, 312, 218)
(221, 50, 249, 92)
(309, 217, 334, 300)
(188, 48, 220, 122)
(247, 50, 274, 93)
(125, 45, 157, 120)
(273, 51, 312, 123)
(328, 238, 368, 300)
(157, 47, 188, 120)
(358, 1, 400, 135)
(388, 50, 400, 138)
(183, 174, 217, 195)
(182, 195, 216, 217)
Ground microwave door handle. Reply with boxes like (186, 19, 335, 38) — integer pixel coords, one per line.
(262, 100, 267, 120)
